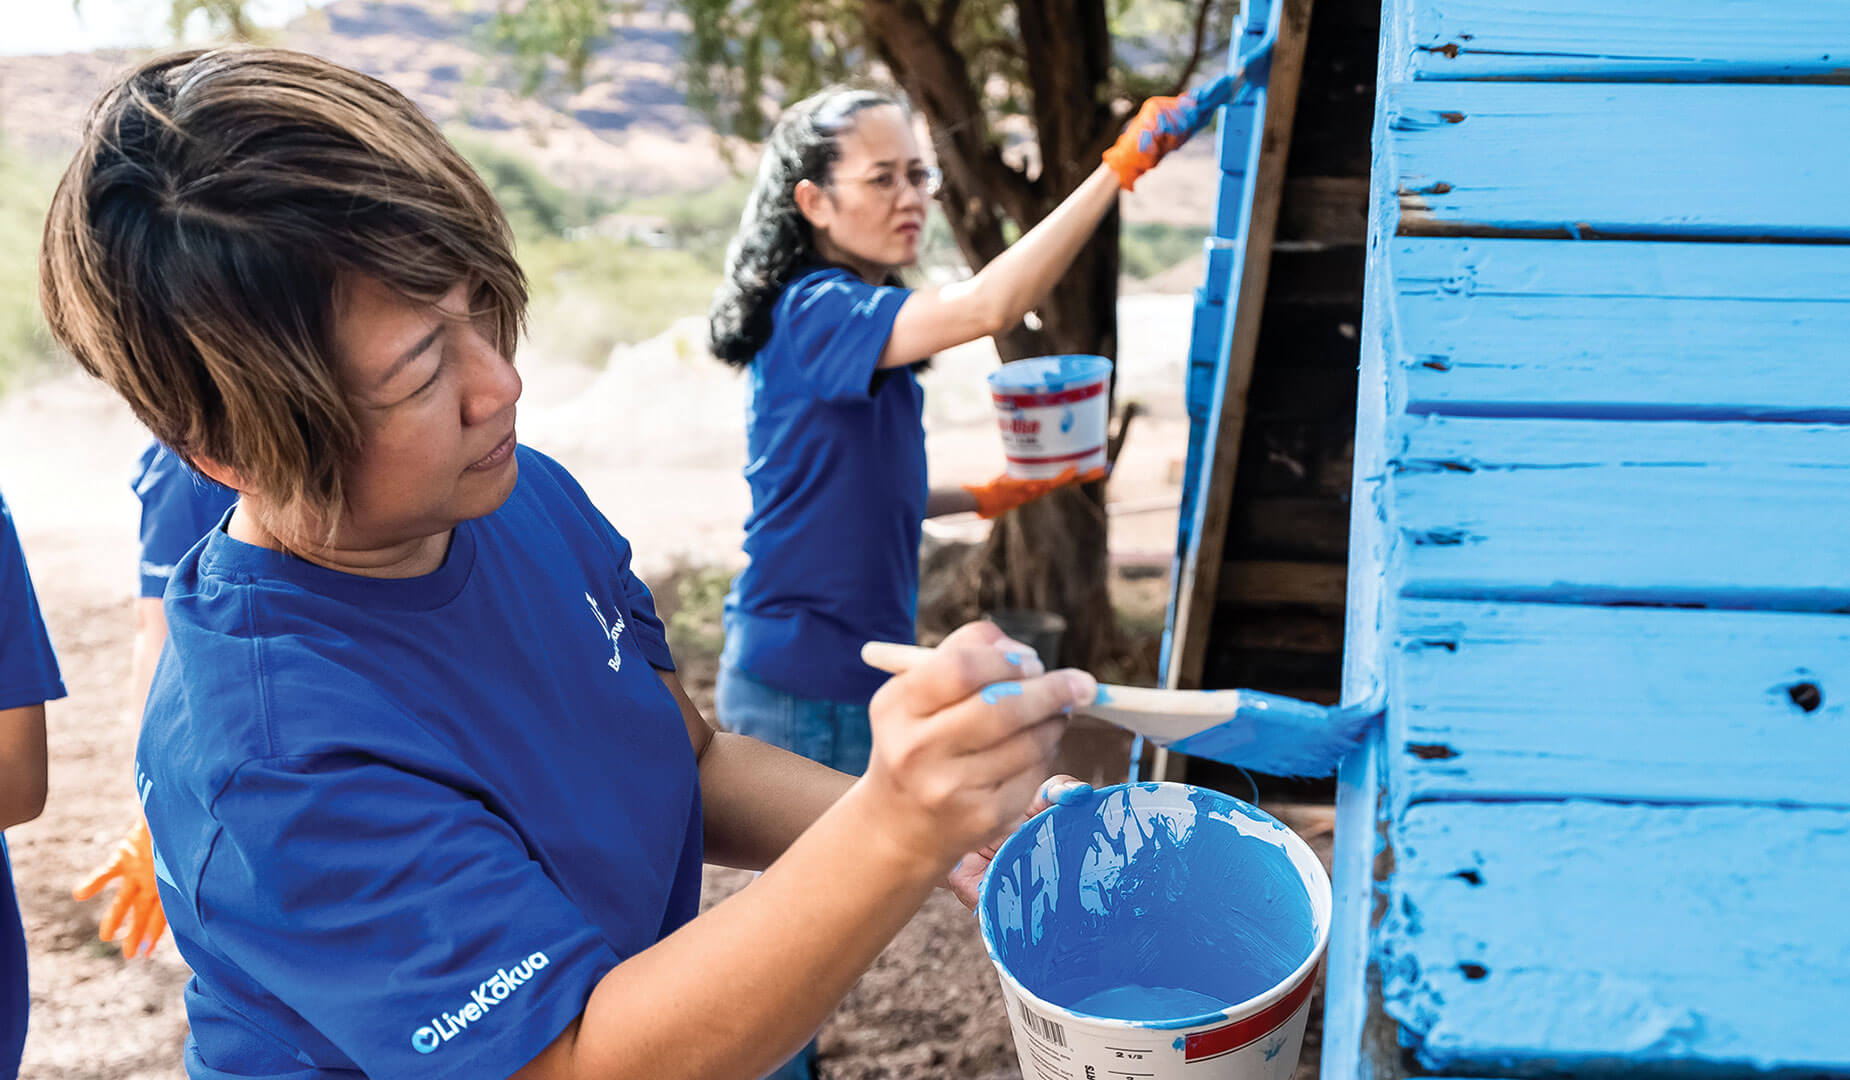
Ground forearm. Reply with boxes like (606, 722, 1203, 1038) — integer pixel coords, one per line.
(0, 704, 49, 830)
(523, 782, 943, 1080)
(925, 486, 980, 518)
(961, 165, 1121, 329)
(698, 731, 854, 870)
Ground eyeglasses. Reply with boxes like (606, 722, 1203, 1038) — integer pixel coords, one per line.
(832, 165, 943, 199)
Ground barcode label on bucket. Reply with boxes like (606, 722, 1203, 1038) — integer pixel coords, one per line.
(1019, 1002, 1068, 1048)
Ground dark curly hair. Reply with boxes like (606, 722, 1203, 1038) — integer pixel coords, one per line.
(709, 86, 903, 367)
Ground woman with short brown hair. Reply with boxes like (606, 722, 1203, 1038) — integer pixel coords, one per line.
(41, 48, 1088, 1080)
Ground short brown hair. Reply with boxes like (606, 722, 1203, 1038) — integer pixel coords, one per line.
(40, 47, 527, 515)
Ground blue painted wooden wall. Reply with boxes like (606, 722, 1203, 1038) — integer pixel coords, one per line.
(1321, 2, 1850, 1076)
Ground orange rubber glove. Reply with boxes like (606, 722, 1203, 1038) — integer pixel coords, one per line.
(1103, 72, 1236, 191)
(963, 465, 1107, 520)
(73, 818, 167, 958)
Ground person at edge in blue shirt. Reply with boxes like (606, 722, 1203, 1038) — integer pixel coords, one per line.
(38, 48, 1097, 1080)
(72, 442, 237, 960)
(0, 490, 66, 1079)
(710, 81, 1222, 1080)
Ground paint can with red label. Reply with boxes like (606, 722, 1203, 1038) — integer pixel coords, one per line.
(979, 782, 1331, 1080)
(987, 355, 1113, 479)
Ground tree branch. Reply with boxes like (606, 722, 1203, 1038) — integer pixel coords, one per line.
(934, 0, 964, 36)
(1164, 0, 1217, 96)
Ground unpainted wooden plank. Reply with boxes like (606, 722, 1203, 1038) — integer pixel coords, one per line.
(1385, 82, 1850, 239)
(1229, 494, 1353, 560)
(1392, 416, 1850, 609)
(1380, 801, 1850, 1074)
(1215, 607, 1346, 653)
(1220, 559, 1349, 609)
(1389, 599, 1850, 808)
(1394, 237, 1850, 420)
(1405, 0, 1850, 81)
(1279, 177, 1371, 245)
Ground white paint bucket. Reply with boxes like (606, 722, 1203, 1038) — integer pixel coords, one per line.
(979, 782, 1331, 1080)
(987, 355, 1114, 479)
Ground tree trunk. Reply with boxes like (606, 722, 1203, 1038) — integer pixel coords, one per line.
(866, 0, 1124, 669)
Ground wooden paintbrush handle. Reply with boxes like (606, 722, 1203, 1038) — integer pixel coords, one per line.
(860, 641, 936, 675)
(859, 641, 1247, 717)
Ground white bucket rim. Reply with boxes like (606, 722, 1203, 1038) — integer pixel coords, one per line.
(987, 354, 1114, 393)
(977, 780, 1333, 1033)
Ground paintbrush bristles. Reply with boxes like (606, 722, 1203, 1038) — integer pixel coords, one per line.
(1161, 690, 1379, 778)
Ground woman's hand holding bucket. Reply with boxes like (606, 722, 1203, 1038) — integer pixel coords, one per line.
(947, 775, 1095, 908)
(962, 465, 1108, 520)
(857, 621, 1096, 887)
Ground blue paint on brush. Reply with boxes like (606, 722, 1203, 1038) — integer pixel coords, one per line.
(1166, 689, 1383, 778)
(981, 682, 1024, 705)
(980, 783, 1318, 1029)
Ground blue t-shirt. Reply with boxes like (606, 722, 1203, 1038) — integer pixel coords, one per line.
(1, 490, 66, 1080)
(138, 448, 703, 1080)
(132, 442, 238, 598)
(722, 267, 927, 703)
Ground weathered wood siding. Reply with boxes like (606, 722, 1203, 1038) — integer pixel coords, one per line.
(1328, 2, 1850, 1076)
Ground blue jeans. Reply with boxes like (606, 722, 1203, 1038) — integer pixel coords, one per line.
(716, 665, 874, 1080)
(718, 664, 873, 777)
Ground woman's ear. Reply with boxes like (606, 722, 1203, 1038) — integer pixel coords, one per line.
(186, 453, 244, 493)
(794, 178, 832, 231)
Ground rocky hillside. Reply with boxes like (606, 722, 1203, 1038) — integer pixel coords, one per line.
(0, 0, 740, 198)
(0, 0, 1216, 217)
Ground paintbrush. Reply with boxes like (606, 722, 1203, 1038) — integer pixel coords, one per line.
(860, 641, 1383, 778)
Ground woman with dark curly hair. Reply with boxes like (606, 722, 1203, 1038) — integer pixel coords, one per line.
(711, 81, 1223, 774)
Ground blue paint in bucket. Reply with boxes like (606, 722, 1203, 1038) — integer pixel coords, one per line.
(980, 783, 1318, 1028)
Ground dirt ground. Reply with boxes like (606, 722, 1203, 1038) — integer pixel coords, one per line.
(0, 301, 1333, 1079)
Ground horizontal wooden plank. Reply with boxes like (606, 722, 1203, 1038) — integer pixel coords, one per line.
(1279, 177, 1370, 245)
(1229, 494, 1352, 560)
(1386, 82, 1850, 239)
(1219, 559, 1348, 609)
(1389, 599, 1850, 807)
(1392, 416, 1850, 609)
(1393, 237, 1850, 421)
(1214, 606, 1345, 653)
(1380, 801, 1850, 1074)
(1404, 0, 1850, 81)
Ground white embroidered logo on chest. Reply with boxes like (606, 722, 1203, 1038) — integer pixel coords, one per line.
(585, 593, 626, 673)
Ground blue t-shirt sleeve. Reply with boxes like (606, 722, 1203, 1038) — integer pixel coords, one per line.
(520, 451, 674, 671)
(133, 443, 236, 598)
(775, 271, 910, 404)
(190, 753, 618, 1080)
(0, 494, 65, 710)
